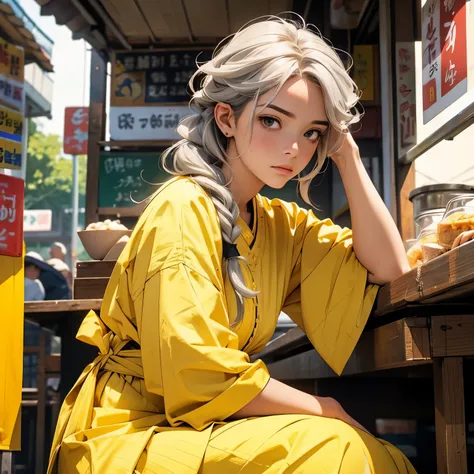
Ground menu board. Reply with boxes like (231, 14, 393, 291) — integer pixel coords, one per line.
(98, 151, 169, 208)
(111, 49, 212, 106)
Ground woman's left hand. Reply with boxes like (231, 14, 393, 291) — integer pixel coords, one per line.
(452, 230, 474, 249)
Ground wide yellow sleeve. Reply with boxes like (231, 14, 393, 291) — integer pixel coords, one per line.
(280, 202, 379, 376)
(133, 180, 270, 431)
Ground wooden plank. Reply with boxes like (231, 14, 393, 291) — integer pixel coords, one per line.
(98, 140, 176, 149)
(254, 326, 308, 363)
(136, 0, 189, 39)
(76, 260, 116, 278)
(264, 318, 431, 380)
(433, 358, 467, 474)
(185, 0, 228, 37)
(375, 240, 474, 317)
(0, 452, 13, 474)
(45, 354, 61, 373)
(86, 50, 107, 226)
(431, 315, 474, 357)
(98, 205, 146, 217)
(24, 299, 102, 314)
(73, 277, 110, 299)
(35, 330, 46, 474)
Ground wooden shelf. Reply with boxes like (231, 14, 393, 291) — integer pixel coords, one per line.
(98, 204, 147, 217)
(375, 240, 474, 317)
(98, 140, 175, 149)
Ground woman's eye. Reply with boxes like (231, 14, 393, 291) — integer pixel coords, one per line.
(260, 116, 280, 129)
(304, 129, 322, 141)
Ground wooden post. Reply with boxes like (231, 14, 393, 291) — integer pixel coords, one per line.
(0, 451, 14, 473)
(85, 50, 108, 227)
(433, 357, 467, 474)
(35, 330, 46, 474)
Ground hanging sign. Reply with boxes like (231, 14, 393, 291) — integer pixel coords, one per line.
(64, 107, 89, 155)
(0, 174, 24, 257)
(0, 38, 24, 112)
(422, 0, 468, 123)
(396, 42, 417, 156)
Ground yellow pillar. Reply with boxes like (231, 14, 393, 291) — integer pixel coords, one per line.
(0, 251, 24, 451)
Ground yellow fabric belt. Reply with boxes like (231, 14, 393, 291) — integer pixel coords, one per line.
(47, 310, 144, 473)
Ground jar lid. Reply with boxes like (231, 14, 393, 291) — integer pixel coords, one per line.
(409, 183, 474, 202)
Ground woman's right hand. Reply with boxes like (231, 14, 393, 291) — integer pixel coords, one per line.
(319, 396, 370, 434)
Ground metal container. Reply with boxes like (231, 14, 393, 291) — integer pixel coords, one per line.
(409, 184, 474, 215)
(409, 184, 474, 235)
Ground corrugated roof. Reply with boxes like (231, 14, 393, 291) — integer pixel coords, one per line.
(35, 0, 301, 54)
(0, 0, 53, 72)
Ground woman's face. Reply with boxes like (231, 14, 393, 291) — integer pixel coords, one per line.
(222, 75, 329, 191)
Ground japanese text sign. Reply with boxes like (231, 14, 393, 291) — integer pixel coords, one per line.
(111, 49, 210, 107)
(396, 42, 417, 156)
(0, 105, 23, 170)
(0, 174, 24, 257)
(110, 105, 192, 141)
(353, 45, 377, 103)
(64, 107, 89, 155)
(0, 38, 24, 112)
(422, 0, 468, 123)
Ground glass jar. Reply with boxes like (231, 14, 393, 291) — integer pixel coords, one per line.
(437, 195, 474, 249)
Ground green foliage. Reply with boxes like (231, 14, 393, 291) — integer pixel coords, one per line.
(24, 126, 87, 211)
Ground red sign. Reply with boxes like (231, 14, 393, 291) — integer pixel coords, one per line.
(0, 173, 24, 257)
(422, 0, 468, 123)
(440, 0, 467, 97)
(64, 107, 89, 155)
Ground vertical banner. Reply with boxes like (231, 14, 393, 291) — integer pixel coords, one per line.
(0, 106, 23, 170)
(396, 43, 417, 156)
(64, 107, 89, 155)
(0, 38, 25, 112)
(422, 0, 468, 123)
(0, 250, 24, 452)
(0, 174, 24, 257)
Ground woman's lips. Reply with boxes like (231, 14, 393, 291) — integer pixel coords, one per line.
(272, 166, 293, 175)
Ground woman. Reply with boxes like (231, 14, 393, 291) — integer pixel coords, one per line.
(49, 16, 416, 473)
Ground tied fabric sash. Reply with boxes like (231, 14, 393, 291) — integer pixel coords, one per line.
(47, 310, 143, 473)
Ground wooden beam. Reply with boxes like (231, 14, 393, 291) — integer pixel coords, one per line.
(98, 140, 175, 149)
(35, 330, 46, 474)
(98, 205, 146, 217)
(24, 299, 102, 314)
(433, 358, 467, 474)
(86, 50, 108, 226)
(0, 452, 14, 474)
(431, 315, 474, 357)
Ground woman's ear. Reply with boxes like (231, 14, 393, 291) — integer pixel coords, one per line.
(214, 102, 236, 137)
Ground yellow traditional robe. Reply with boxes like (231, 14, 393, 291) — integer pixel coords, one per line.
(49, 176, 416, 473)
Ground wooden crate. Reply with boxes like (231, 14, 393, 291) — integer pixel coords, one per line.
(73, 261, 116, 299)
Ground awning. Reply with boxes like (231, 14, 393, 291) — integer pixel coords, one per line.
(36, 0, 295, 52)
(0, 0, 53, 72)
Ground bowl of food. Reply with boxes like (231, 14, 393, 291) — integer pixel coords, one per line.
(78, 219, 132, 260)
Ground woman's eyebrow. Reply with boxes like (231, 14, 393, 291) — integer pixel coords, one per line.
(258, 103, 329, 127)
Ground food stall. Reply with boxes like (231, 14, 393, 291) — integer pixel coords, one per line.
(22, 0, 474, 473)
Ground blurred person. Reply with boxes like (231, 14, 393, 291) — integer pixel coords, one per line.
(49, 242, 67, 262)
(24, 251, 46, 301)
(25, 252, 72, 301)
(48, 258, 73, 288)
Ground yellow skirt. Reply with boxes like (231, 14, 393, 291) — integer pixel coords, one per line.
(58, 414, 416, 473)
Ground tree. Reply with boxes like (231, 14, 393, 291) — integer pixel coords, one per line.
(24, 121, 87, 213)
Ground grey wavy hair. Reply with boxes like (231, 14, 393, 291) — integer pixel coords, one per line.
(161, 14, 361, 327)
